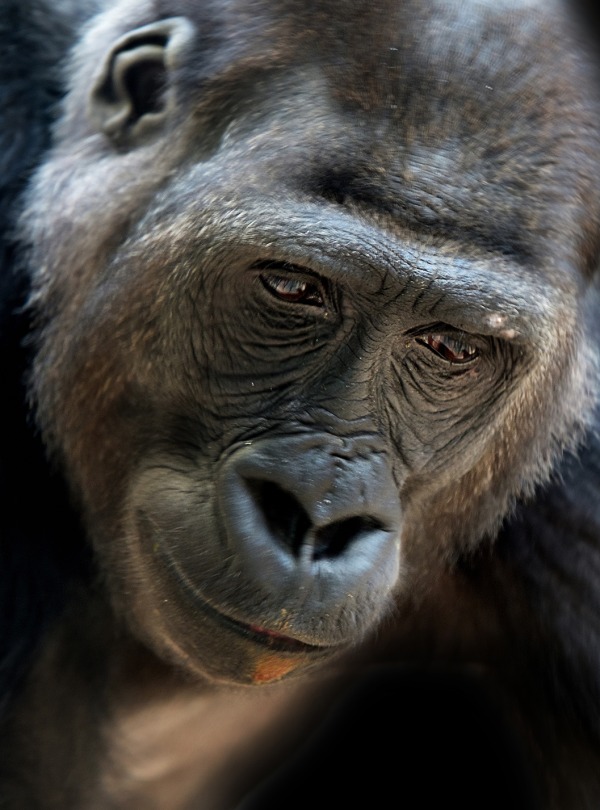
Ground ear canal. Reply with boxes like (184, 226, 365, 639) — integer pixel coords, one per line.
(108, 41, 168, 118)
(90, 17, 195, 146)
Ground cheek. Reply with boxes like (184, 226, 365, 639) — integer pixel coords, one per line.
(172, 298, 339, 412)
(380, 359, 520, 497)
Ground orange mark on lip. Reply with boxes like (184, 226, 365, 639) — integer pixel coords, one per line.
(251, 654, 304, 684)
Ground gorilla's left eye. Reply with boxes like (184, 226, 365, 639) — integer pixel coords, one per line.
(258, 267, 325, 307)
(416, 333, 479, 364)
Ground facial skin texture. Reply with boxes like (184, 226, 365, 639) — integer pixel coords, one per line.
(1, 0, 600, 808)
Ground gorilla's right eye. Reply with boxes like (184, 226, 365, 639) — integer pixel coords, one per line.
(256, 263, 326, 307)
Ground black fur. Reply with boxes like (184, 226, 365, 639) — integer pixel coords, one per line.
(0, 0, 93, 718)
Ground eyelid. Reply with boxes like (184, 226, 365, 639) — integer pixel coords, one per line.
(405, 323, 481, 344)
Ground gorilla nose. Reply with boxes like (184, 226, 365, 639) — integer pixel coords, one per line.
(218, 433, 402, 582)
(243, 478, 387, 562)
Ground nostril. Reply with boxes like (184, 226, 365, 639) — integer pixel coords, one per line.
(247, 479, 311, 556)
(245, 478, 386, 562)
(313, 515, 385, 560)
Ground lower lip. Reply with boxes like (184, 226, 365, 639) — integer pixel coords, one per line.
(220, 612, 330, 654)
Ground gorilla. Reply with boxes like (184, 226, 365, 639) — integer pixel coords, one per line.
(1, 0, 600, 808)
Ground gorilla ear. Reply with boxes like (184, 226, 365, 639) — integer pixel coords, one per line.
(90, 17, 195, 147)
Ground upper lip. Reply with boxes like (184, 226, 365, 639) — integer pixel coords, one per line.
(149, 528, 341, 654)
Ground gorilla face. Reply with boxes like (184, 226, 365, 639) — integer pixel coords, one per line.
(22, 0, 600, 684)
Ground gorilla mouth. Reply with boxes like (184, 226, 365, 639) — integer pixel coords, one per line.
(140, 515, 339, 656)
(158, 544, 335, 655)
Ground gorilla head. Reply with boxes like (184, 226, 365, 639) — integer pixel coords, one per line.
(19, 0, 600, 692)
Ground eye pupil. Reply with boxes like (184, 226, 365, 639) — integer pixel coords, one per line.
(417, 333, 478, 364)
